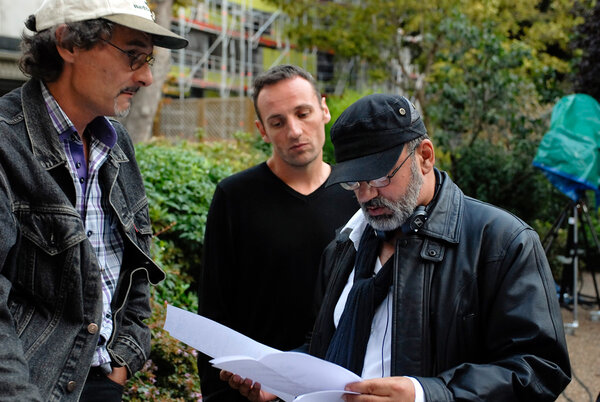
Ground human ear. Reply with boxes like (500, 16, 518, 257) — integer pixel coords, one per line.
(418, 139, 435, 174)
(255, 120, 271, 143)
(54, 25, 76, 63)
(321, 96, 331, 124)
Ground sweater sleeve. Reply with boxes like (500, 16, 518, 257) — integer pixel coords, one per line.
(197, 184, 241, 399)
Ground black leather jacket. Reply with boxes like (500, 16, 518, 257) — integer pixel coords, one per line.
(0, 80, 164, 401)
(310, 170, 571, 401)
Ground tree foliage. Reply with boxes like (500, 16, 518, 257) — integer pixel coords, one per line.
(571, 0, 600, 102)
(262, 0, 595, 224)
(427, 13, 539, 148)
(267, 0, 585, 108)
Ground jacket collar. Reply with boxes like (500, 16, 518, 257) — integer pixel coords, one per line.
(417, 169, 462, 244)
(340, 169, 463, 246)
(21, 80, 68, 170)
(21, 80, 128, 169)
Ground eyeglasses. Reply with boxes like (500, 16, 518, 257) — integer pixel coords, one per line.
(101, 39, 155, 71)
(340, 149, 415, 191)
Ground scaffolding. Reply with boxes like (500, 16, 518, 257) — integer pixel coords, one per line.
(172, 0, 317, 99)
(158, 0, 424, 140)
(160, 0, 321, 139)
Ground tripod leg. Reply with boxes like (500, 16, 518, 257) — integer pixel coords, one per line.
(543, 202, 571, 254)
(580, 201, 600, 307)
(568, 203, 579, 330)
(544, 202, 572, 308)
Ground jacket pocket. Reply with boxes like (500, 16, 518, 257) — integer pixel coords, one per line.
(458, 312, 479, 361)
(17, 205, 86, 255)
(132, 202, 152, 253)
(119, 196, 164, 284)
(7, 297, 36, 336)
(13, 204, 87, 302)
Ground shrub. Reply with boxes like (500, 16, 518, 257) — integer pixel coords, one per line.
(439, 138, 566, 226)
(136, 135, 269, 281)
(124, 134, 269, 401)
(323, 90, 373, 164)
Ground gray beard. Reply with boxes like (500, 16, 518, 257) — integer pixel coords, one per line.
(114, 98, 131, 118)
(360, 158, 423, 231)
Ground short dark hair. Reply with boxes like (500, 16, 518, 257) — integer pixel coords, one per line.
(407, 133, 430, 153)
(19, 18, 114, 82)
(252, 64, 321, 122)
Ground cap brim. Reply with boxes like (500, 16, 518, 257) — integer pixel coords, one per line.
(104, 15, 188, 49)
(326, 143, 405, 187)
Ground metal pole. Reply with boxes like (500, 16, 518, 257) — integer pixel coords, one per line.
(220, 0, 228, 98)
(178, 7, 186, 102)
(565, 203, 580, 334)
(573, 204, 579, 326)
(239, 0, 246, 97)
(178, 7, 186, 136)
(246, 0, 253, 96)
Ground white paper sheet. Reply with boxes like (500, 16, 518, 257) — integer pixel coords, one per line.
(294, 390, 357, 402)
(163, 304, 278, 359)
(163, 305, 362, 402)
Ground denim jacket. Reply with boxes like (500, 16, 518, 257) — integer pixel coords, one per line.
(0, 80, 165, 401)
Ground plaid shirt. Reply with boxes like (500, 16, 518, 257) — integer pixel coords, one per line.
(42, 83, 124, 368)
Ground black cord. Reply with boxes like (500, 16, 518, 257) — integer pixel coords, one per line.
(560, 365, 594, 402)
(573, 366, 594, 402)
(381, 294, 391, 378)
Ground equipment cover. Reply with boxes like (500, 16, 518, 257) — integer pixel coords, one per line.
(533, 93, 600, 203)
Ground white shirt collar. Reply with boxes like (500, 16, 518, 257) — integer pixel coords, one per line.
(340, 209, 369, 251)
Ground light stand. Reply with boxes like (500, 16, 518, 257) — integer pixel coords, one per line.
(541, 194, 600, 334)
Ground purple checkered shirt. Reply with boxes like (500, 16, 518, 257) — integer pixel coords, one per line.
(42, 83, 124, 368)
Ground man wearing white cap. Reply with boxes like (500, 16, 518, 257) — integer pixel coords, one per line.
(0, 0, 187, 400)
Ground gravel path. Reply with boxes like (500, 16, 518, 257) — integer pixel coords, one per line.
(557, 271, 600, 402)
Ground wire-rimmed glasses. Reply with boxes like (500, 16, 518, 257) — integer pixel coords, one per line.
(340, 149, 415, 191)
(101, 39, 155, 71)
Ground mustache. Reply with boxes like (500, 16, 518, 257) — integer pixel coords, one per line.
(119, 87, 140, 95)
(362, 197, 392, 209)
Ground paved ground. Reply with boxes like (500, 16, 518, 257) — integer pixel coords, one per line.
(557, 270, 600, 402)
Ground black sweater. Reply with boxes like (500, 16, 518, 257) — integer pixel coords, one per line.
(198, 162, 357, 400)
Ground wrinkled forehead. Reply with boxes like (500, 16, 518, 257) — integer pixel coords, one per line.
(257, 77, 321, 116)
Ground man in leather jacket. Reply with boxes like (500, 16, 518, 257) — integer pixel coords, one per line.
(225, 94, 571, 401)
(0, 0, 187, 400)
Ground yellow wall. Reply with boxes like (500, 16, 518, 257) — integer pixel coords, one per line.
(227, 0, 278, 13)
(262, 48, 317, 77)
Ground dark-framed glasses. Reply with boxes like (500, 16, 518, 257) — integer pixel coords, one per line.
(101, 39, 155, 71)
(340, 149, 415, 191)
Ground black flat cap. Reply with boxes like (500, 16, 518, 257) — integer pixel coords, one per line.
(328, 94, 427, 186)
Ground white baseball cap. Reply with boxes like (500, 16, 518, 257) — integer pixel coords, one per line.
(31, 0, 188, 49)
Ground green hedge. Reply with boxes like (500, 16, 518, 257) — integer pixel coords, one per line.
(123, 134, 268, 401)
(323, 90, 371, 164)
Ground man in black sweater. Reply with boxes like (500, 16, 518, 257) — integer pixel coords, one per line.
(197, 65, 357, 401)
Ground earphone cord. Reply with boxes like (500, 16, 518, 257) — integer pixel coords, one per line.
(381, 292, 391, 378)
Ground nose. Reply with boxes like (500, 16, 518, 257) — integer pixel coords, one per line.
(287, 118, 302, 139)
(134, 63, 153, 87)
(354, 182, 378, 203)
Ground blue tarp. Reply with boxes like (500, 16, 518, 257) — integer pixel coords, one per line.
(533, 94, 600, 204)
